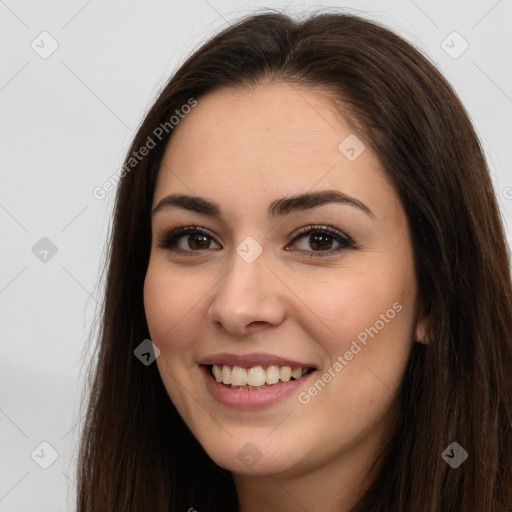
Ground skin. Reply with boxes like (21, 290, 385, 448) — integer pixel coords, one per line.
(143, 81, 427, 512)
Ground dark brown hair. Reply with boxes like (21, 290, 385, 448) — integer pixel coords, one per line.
(77, 9, 512, 511)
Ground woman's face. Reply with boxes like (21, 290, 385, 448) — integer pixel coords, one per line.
(144, 82, 426, 480)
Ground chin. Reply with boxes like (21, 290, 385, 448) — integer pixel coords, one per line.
(198, 433, 303, 476)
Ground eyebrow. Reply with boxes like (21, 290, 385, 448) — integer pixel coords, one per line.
(152, 190, 374, 219)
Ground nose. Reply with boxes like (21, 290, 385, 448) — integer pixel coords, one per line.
(206, 249, 286, 337)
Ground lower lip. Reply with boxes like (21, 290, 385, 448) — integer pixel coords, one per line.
(201, 365, 317, 410)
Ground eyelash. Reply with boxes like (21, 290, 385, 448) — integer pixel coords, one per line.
(157, 224, 356, 258)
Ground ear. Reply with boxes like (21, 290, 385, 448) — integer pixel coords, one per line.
(414, 303, 429, 344)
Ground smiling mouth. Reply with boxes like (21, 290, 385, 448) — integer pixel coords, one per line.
(207, 364, 316, 390)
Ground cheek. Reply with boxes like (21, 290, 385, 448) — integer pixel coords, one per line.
(143, 261, 201, 346)
(297, 270, 403, 348)
(286, 273, 414, 461)
(292, 262, 416, 407)
(143, 262, 204, 413)
(143, 269, 173, 340)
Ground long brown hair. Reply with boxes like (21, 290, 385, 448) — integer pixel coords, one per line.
(77, 9, 512, 511)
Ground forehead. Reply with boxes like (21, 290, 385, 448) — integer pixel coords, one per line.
(166, 82, 355, 163)
(154, 82, 400, 221)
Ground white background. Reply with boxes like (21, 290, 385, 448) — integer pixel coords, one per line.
(1, 0, 511, 510)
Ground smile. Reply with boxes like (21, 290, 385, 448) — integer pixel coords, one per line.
(210, 364, 315, 389)
(200, 364, 317, 410)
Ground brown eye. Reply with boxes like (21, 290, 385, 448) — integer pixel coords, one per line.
(286, 225, 355, 257)
(158, 226, 220, 252)
(158, 224, 355, 258)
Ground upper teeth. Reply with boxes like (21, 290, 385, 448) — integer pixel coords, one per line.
(211, 364, 310, 387)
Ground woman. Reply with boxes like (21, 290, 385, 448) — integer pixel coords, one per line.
(77, 9, 512, 511)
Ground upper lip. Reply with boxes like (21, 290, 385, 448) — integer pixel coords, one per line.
(199, 352, 317, 369)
